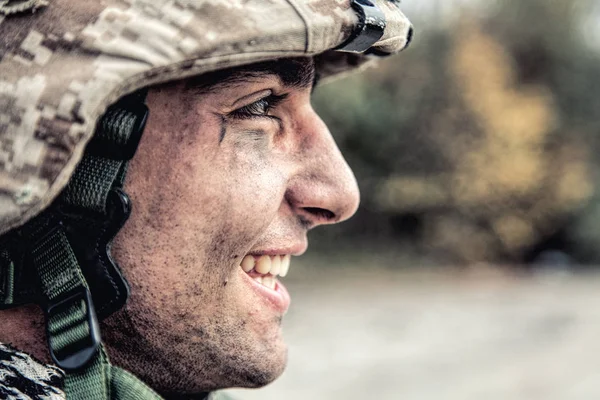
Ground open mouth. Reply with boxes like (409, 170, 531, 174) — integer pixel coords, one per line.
(240, 254, 290, 289)
(240, 254, 291, 312)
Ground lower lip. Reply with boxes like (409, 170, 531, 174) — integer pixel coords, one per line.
(240, 269, 291, 314)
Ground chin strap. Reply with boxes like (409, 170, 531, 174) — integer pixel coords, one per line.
(1, 92, 164, 399)
(30, 219, 163, 399)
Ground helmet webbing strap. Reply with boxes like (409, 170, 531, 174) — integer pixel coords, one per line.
(0, 94, 148, 314)
(1, 91, 164, 399)
(45, 93, 164, 399)
(32, 221, 111, 398)
(30, 216, 163, 399)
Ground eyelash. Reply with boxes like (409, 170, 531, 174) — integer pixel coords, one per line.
(229, 94, 286, 120)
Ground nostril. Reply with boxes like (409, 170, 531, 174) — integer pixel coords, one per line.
(403, 26, 414, 50)
(303, 207, 336, 222)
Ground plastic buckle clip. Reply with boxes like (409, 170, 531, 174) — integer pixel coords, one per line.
(59, 188, 132, 321)
(46, 286, 101, 371)
(336, 0, 386, 53)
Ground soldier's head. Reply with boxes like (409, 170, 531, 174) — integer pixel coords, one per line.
(0, 0, 412, 397)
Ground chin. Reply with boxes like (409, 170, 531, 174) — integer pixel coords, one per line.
(238, 342, 288, 388)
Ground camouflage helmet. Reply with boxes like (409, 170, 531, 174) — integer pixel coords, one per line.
(0, 0, 412, 236)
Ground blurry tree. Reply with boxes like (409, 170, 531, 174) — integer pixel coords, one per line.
(311, 0, 600, 265)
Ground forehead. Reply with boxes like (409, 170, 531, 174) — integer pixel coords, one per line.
(184, 57, 316, 94)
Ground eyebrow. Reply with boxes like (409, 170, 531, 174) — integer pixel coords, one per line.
(186, 57, 316, 94)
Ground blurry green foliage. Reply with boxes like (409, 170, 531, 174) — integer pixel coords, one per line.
(311, 0, 600, 265)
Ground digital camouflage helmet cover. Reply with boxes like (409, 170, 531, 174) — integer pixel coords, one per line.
(0, 0, 412, 398)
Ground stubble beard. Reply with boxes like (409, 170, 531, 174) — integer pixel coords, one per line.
(101, 251, 288, 395)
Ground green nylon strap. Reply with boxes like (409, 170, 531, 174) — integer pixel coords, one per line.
(0, 249, 14, 305)
(29, 98, 164, 398)
(63, 347, 163, 400)
(32, 223, 164, 399)
(65, 347, 111, 399)
(0, 95, 143, 307)
(32, 226, 110, 400)
(33, 227, 88, 299)
(111, 366, 163, 400)
(64, 337, 165, 400)
(4, 94, 164, 399)
(62, 155, 124, 213)
(0, 156, 124, 308)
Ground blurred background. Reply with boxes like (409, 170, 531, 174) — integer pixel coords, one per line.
(230, 1, 600, 399)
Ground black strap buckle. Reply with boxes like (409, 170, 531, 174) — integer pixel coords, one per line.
(336, 0, 386, 53)
(60, 188, 132, 321)
(46, 286, 101, 371)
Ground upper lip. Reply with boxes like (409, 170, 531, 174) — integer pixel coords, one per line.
(248, 242, 307, 257)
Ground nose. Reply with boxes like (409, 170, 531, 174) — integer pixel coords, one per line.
(285, 108, 360, 229)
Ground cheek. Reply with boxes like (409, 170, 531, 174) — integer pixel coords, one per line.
(118, 110, 288, 285)
(220, 150, 287, 246)
(148, 140, 287, 264)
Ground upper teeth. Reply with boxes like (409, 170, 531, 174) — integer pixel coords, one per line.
(240, 254, 291, 277)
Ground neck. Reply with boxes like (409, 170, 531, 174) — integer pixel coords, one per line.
(0, 306, 215, 400)
(0, 303, 50, 364)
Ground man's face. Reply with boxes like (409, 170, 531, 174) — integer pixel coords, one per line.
(103, 58, 359, 394)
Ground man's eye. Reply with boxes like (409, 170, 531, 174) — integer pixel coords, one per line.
(232, 99, 271, 118)
(229, 94, 286, 120)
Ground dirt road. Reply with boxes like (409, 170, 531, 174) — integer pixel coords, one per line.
(228, 260, 600, 400)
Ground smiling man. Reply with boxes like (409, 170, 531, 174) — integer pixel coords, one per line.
(0, 1, 411, 399)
